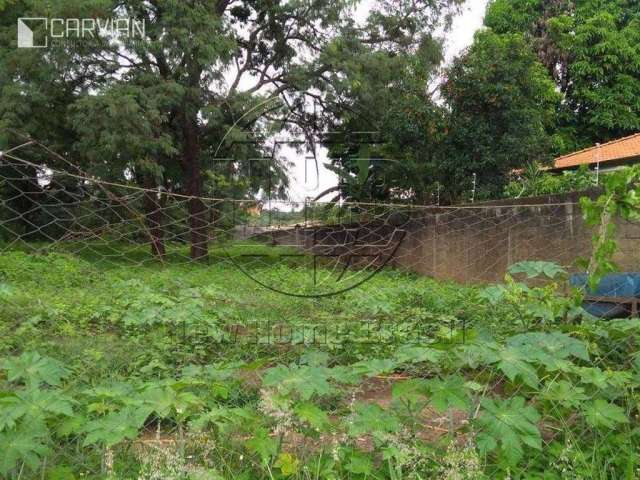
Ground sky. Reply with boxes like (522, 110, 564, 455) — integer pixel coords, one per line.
(277, 0, 490, 205)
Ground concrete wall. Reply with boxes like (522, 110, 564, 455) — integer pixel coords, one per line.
(265, 192, 640, 284)
(391, 203, 587, 283)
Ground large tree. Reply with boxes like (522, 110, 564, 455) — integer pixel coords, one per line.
(1, 0, 463, 256)
(316, 2, 460, 204)
(440, 31, 560, 202)
(315, 42, 449, 204)
(484, 0, 640, 151)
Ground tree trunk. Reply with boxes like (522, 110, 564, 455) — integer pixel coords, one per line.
(142, 173, 166, 258)
(182, 114, 208, 261)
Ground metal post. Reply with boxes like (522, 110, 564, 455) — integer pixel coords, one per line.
(471, 173, 476, 203)
(595, 142, 601, 186)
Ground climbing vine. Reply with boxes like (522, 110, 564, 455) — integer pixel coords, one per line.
(580, 165, 640, 288)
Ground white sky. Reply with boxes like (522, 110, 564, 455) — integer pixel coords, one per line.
(442, 0, 489, 64)
(263, 0, 490, 204)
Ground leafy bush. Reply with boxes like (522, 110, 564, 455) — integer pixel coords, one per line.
(504, 164, 596, 198)
(0, 248, 639, 478)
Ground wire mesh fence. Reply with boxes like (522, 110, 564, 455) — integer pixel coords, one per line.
(0, 144, 611, 288)
(0, 140, 639, 479)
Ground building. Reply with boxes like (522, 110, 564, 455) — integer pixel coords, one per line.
(553, 133, 640, 172)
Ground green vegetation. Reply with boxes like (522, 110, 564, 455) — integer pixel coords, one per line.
(1, 245, 639, 479)
(0, 0, 462, 257)
(0, 0, 639, 477)
(579, 164, 640, 288)
(441, 30, 560, 201)
(485, 0, 640, 150)
(503, 165, 597, 199)
(325, 0, 640, 203)
(3, 0, 637, 219)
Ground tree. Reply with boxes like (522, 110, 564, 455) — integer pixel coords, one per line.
(317, 2, 460, 204)
(485, 0, 640, 150)
(1, 0, 463, 257)
(317, 45, 448, 204)
(73, 0, 337, 261)
(440, 31, 560, 202)
(0, 1, 87, 239)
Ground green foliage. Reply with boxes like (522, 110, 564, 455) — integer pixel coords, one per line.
(485, 0, 640, 148)
(476, 396, 542, 466)
(507, 260, 567, 280)
(293, 402, 330, 431)
(0, 246, 638, 478)
(348, 403, 400, 439)
(1, 0, 463, 256)
(441, 30, 560, 201)
(262, 365, 334, 401)
(2, 351, 70, 388)
(0, 421, 50, 476)
(424, 375, 470, 413)
(321, 28, 450, 203)
(481, 262, 580, 329)
(504, 164, 597, 198)
(583, 399, 628, 429)
(82, 407, 147, 447)
(580, 165, 640, 288)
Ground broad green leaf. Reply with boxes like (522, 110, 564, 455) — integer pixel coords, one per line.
(16, 389, 74, 419)
(479, 285, 507, 304)
(0, 421, 50, 475)
(328, 365, 363, 385)
(275, 452, 300, 476)
(348, 403, 400, 438)
(476, 432, 497, 455)
(0, 389, 74, 431)
(425, 375, 470, 413)
(2, 352, 69, 387)
(83, 407, 147, 446)
(190, 406, 256, 432)
(456, 342, 500, 368)
(299, 350, 330, 367)
(138, 383, 203, 419)
(507, 332, 589, 362)
(294, 402, 330, 431)
(572, 366, 610, 389)
(345, 450, 373, 475)
(496, 347, 539, 388)
(352, 358, 398, 377)
(246, 428, 277, 464)
(393, 345, 443, 364)
(0, 394, 22, 431)
(391, 378, 429, 404)
(540, 380, 587, 408)
(477, 396, 541, 466)
(584, 399, 628, 429)
(263, 365, 333, 400)
(508, 261, 567, 279)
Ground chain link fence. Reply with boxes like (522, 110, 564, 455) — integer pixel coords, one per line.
(0, 140, 638, 479)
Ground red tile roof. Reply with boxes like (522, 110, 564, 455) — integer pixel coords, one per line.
(554, 133, 640, 169)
